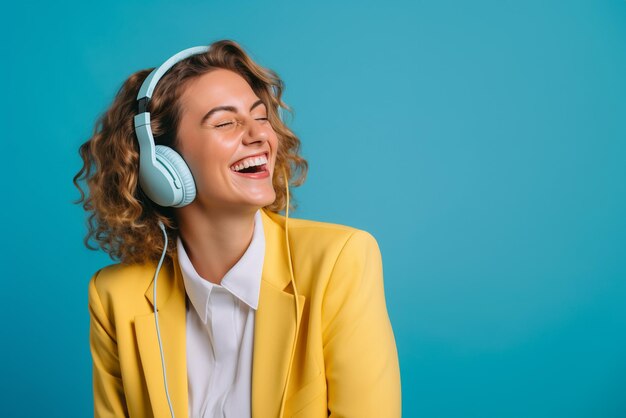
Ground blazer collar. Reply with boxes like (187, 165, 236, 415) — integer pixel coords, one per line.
(134, 208, 305, 418)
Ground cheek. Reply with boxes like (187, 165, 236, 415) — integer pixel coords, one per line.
(184, 141, 231, 184)
(203, 138, 237, 166)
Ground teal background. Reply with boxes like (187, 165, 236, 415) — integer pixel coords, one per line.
(2, 0, 625, 416)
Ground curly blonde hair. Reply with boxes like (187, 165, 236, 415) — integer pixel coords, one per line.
(74, 40, 308, 264)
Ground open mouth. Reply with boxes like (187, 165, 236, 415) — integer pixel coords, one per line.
(230, 152, 270, 176)
(237, 164, 267, 174)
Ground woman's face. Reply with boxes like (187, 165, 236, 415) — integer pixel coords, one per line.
(175, 69, 278, 212)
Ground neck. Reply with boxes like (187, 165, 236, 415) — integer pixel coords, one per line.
(176, 205, 259, 285)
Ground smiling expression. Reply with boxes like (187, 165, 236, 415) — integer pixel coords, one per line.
(175, 68, 279, 212)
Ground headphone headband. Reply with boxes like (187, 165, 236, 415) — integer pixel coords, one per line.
(137, 45, 210, 103)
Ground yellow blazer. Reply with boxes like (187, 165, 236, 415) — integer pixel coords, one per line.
(88, 208, 402, 417)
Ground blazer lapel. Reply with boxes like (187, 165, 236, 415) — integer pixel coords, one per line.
(252, 209, 306, 417)
(135, 258, 189, 418)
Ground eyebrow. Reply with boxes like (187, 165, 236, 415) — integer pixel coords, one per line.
(200, 99, 266, 124)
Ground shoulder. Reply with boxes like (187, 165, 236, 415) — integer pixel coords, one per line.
(89, 261, 157, 296)
(266, 211, 376, 245)
(87, 260, 163, 319)
(266, 210, 381, 271)
(267, 209, 379, 251)
(288, 216, 360, 241)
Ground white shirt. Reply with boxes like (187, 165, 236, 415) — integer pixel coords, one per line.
(177, 209, 264, 418)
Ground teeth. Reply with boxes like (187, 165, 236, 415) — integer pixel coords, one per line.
(231, 154, 268, 172)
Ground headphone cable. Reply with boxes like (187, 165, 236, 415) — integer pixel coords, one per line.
(154, 220, 176, 418)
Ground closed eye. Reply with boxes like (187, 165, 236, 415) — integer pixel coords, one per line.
(213, 117, 268, 129)
(213, 120, 238, 128)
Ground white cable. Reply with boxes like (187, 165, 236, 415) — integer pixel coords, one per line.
(155, 220, 176, 418)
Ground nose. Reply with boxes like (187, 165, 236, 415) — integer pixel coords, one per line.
(241, 115, 269, 145)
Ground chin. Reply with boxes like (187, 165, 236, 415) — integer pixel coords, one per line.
(232, 188, 274, 209)
(254, 192, 277, 208)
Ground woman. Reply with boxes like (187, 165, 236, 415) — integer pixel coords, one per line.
(75, 39, 401, 418)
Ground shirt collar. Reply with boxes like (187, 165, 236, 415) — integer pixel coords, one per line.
(176, 209, 265, 323)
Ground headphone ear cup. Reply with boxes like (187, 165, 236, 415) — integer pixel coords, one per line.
(154, 145, 196, 207)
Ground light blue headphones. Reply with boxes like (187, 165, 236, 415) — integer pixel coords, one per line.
(134, 45, 285, 208)
(133, 46, 209, 208)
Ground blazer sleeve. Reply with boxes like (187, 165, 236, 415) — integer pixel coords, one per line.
(88, 271, 129, 418)
(322, 230, 402, 417)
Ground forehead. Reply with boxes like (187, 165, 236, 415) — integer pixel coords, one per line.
(180, 68, 259, 112)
